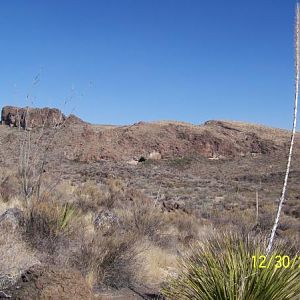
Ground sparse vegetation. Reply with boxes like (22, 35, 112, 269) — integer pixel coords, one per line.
(1, 128, 300, 298)
(19, 196, 79, 254)
(0, 225, 38, 290)
(1, 0, 299, 298)
(163, 233, 300, 300)
(0, 8, 299, 295)
(72, 229, 140, 288)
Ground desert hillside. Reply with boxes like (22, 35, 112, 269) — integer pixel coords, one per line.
(0, 106, 294, 163)
(1, 106, 300, 299)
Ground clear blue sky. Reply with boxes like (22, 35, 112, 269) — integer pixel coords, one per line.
(0, 0, 298, 128)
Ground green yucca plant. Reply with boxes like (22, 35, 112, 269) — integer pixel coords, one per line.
(25, 199, 77, 241)
(162, 232, 300, 300)
(58, 202, 75, 230)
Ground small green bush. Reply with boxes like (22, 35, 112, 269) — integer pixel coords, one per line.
(162, 232, 300, 300)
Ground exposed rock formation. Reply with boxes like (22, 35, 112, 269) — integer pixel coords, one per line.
(1, 106, 66, 129)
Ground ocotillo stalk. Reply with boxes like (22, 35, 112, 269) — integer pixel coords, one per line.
(266, 3, 300, 254)
(256, 190, 259, 224)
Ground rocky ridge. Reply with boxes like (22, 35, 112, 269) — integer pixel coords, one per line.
(0, 105, 292, 165)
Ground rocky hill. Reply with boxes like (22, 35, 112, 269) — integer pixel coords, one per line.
(1, 105, 298, 214)
(0, 105, 294, 165)
(1, 105, 300, 300)
(69, 120, 285, 162)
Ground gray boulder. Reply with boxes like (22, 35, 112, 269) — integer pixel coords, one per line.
(0, 208, 24, 230)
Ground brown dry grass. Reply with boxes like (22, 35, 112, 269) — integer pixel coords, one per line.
(117, 196, 165, 241)
(0, 127, 300, 297)
(74, 178, 125, 212)
(0, 225, 39, 289)
(0, 170, 19, 203)
(71, 228, 141, 288)
(136, 242, 178, 287)
(22, 198, 80, 254)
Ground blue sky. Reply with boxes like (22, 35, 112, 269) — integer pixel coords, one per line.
(0, 0, 298, 128)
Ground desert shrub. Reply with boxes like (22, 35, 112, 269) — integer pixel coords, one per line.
(137, 243, 178, 287)
(131, 200, 164, 239)
(0, 174, 19, 202)
(274, 215, 300, 244)
(0, 225, 38, 289)
(75, 178, 125, 212)
(74, 181, 104, 212)
(210, 208, 257, 235)
(284, 203, 300, 219)
(23, 199, 78, 253)
(72, 229, 140, 288)
(256, 206, 276, 233)
(168, 157, 193, 169)
(7, 265, 93, 300)
(166, 211, 202, 245)
(118, 194, 165, 241)
(162, 232, 300, 300)
(106, 177, 125, 192)
(37, 178, 75, 203)
(105, 177, 126, 207)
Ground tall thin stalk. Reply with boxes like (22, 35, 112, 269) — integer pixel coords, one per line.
(255, 190, 259, 224)
(266, 3, 300, 254)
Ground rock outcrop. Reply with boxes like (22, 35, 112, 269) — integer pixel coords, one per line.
(1, 106, 66, 129)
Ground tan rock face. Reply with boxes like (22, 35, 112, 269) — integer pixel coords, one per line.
(1, 106, 65, 129)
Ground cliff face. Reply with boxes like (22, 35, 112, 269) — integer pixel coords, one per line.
(1, 106, 65, 129)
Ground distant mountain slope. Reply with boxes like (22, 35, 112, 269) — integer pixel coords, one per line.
(0, 106, 295, 165)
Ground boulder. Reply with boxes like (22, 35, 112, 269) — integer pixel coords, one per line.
(148, 150, 162, 160)
(0, 208, 24, 230)
(94, 210, 119, 230)
(1, 106, 66, 129)
(127, 159, 139, 166)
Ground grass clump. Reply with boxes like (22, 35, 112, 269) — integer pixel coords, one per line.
(72, 230, 140, 288)
(23, 198, 78, 253)
(0, 225, 38, 289)
(0, 173, 19, 202)
(75, 178, 125, 212)
(162, 232, 300, 300)
(117, 192, 165, 241)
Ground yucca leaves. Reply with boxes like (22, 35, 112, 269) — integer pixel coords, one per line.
(162, 233, 300, 300)
(58, 202, 75, 230)
(57, 203, 75, 230)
